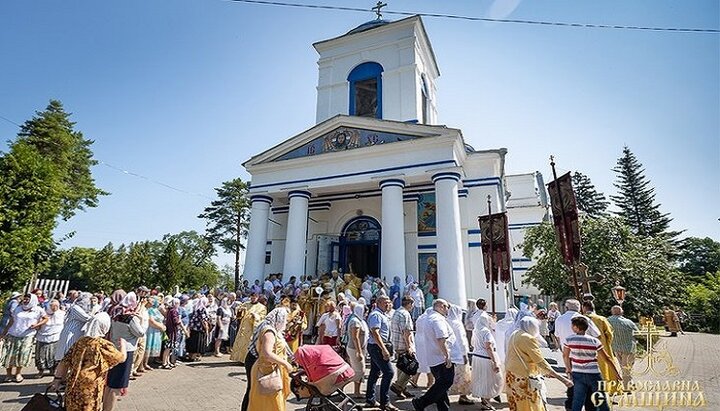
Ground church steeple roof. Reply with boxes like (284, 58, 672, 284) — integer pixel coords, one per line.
(346, 19, 392, 35)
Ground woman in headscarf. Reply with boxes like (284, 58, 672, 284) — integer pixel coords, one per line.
(89, 295, 102, 316)
(471, 311, 504, 410)
(213, 297, 232, 357)
(161, 298, 182, 368)
(344, 303, 368, 399)
(246, 307, 293, 411)
(35, 299, 65, 377)
(105, 291, 145, 411)
(206, 294, 219, 349)
(186, 296, 210, 362)
(360, 282, 373, 303)
(406, 283, 424, 321)
(51, 312, 126, 411)
(145, 297, 166, 362)
(447, 304, 474, 405)
(505, 317, 572, 411)
(0, 294, 47, 382)
(55, 292, 94, 363)
(494, 307, 518, 364)
(389, 276, 402, 310)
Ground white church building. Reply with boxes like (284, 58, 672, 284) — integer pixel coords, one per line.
(242, 16, 547, 310)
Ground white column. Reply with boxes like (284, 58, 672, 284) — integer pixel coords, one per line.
(243, 195, 272, 286)
(380, 179, 406, 283)
(283, 190, 311, 277)
(432, 172, 467, 306)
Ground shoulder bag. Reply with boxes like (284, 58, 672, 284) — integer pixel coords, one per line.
(512, 339, 548, 404)
(258, 365, 283, 395)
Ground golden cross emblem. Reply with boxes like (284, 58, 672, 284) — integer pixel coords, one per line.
(632, 324, 679, 377)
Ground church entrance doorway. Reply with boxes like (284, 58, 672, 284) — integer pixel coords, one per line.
(339, 216, 381, 278)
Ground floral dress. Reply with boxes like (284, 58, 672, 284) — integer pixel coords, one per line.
(61, 336, 124, 411)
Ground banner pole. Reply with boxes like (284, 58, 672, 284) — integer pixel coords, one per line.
(550, 156, 581, 300)
(487, 195, 496, 316)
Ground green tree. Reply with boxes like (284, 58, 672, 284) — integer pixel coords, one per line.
(89, 243, 120, 293)
(198, 178, 250, 290)
(610, 146, 675, 239)
(0, 142, 60, 290)
(122, 242, 158, 289)
(522, 217, 682, 319)
(685, 272, 720, 333)
(0, 100, 105, 291)
(677, 237, 720, 282)
(572, 171, 609, 217)
(45, 247, 97, 291)
(16, 100, 107, 220)
(156, 231, 220, 292)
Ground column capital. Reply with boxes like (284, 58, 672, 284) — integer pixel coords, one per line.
(379, 178, 405, 189)
(250, 194, 273, 204)
(432, 172, 462, 183)
(288, 190, 312, 199)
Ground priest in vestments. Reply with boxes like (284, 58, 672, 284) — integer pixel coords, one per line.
(230, 292, 267, 363)
(285, 298, 308, 353)
(583, 300, 622, 394)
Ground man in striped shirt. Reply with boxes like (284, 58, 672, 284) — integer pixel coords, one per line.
(563, 316, 615, 411)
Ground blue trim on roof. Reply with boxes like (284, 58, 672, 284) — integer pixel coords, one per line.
(468, 229, 481, 235)
(379, 178, 405, 188)
(468, 242, 482, 247)
(288, 190, 312, 199)
(432, 172, 462, 182)
(418, 244, 436, 249)
(249, 159, 457, 190)
(512, 258, 531, 262)
(418, 231, 436, 237)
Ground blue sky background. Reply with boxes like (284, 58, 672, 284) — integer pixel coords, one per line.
(1, 0, 718, 268)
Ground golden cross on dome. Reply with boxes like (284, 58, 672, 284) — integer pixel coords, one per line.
(372, 1, 388, 20)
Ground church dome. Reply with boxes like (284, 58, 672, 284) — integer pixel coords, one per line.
(346, 19, 391, 35)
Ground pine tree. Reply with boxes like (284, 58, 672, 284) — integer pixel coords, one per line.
(610, 146, 675, 239)
(572, 172, 609, 217)
(198, 178, 250, 290)
(16, 100, 107, 220)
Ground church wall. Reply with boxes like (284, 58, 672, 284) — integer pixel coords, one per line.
(266, 212, 287, 275)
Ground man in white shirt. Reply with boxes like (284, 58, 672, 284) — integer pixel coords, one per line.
(411, 299, 455, 411)
(316, 301, 341, 346)
(554, 299, 600, 348)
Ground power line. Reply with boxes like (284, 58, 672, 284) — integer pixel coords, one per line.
(1, 113, 214, 201)
(227, 0, 720, 34)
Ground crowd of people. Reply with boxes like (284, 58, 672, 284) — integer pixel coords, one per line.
(0, 270, 657, 411)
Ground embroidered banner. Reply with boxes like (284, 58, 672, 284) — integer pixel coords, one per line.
(547, 172, 581, 266)
(478, 212, 512, 283)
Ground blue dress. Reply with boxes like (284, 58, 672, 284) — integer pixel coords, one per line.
(145, 308, 165, 357)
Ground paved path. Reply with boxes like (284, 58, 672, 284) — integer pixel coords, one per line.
(0, 332, 716, 410)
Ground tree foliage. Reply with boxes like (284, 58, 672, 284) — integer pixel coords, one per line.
(572, 171, 609, 217)
(685, 272, 720, 334)
(45, 231, 221, 293)
(0, 100, 105, 291)
(16, 100, 107, 220)
(198, 178, 250, 290)
(522, 217, 683, 319)
(677, 237, 720, 283)
(610, 146, 675, 239)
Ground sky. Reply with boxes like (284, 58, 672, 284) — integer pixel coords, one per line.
(1, 0, 718, 268)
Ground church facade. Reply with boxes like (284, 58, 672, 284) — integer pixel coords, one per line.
(242, 16, 546, 310)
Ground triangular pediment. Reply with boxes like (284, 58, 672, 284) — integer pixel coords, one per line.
(244, 115, 451, 168)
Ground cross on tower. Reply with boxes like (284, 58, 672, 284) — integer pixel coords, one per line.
(372, 1, 388, 20)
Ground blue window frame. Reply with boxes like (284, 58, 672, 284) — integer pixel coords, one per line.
(348, 62, 383, 118)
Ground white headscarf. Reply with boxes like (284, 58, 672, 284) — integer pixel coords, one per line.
(22, 294, 39, 311)
(264, 307, 289, 332)
(447, 304, 469, 364)
(351, 304, 369, 347)
(84, 312, 112, 338)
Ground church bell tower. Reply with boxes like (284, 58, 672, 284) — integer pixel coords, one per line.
(313, 15, 440, 125)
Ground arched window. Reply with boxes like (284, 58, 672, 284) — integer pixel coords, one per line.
(342, 216, 381, 242)
(421, 75, 430, 124)
(348, 62, 383, 119)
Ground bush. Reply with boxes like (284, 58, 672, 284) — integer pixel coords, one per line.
(685, 272, 720, 334)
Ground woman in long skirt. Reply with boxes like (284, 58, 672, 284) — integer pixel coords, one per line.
(35, 299, 65, 377)
(187, 297, 210, 361)
(471, 312, 504, 410)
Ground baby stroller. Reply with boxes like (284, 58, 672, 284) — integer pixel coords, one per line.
(291, 345, 360, 411)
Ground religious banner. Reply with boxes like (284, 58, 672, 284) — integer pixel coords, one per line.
(547, 171, 581, 266)
(478, 212, 512, 283)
